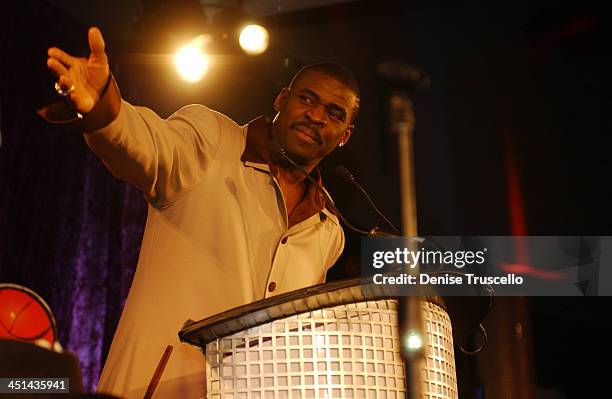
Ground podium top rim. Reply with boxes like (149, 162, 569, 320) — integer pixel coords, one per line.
(178, 276, 491, 348)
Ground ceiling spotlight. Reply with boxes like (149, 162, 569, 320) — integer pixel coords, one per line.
(239, 24, 269, 55)
(175, 35, 210, 82)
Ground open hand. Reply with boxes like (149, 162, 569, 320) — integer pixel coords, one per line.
(46, 27, 110, 114)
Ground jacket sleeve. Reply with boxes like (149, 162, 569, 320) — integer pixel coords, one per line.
(81, 78, 224, 208)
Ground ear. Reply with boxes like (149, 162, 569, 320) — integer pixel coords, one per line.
(274, 87, 290, 113)
(339, 124, 355, 146)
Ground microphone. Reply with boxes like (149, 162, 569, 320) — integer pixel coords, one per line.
(335, 166, 400, 235)
(269, 141, 394, 237)
(377, 60, 431, 91)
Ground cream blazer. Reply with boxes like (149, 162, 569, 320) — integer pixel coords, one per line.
(83, 100, 344, 398)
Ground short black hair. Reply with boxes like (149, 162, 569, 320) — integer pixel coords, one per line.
(289, 62, 360, 123)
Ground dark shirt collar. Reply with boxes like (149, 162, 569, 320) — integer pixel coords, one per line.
(240, 116, 274, 165)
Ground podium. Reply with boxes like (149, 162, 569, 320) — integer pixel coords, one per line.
(180, 277, 489, 399)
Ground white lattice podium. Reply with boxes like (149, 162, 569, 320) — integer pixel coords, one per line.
(180, 278, 463, 399)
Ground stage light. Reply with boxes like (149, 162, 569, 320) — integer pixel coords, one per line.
(403, 330, 424, 352)
(175, 36, 210, 82)
(239, 24, 269, 55)
(175, 45, 209, 82)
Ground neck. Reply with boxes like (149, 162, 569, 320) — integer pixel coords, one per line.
(275, 164, 312, 186)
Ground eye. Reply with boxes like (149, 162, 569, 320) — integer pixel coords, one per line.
(328, 109, 346, 122)
(299, 95, 314, 105)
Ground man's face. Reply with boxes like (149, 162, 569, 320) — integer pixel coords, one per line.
(272, 71, 357, 169)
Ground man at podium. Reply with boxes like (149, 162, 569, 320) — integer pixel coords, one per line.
(39, 27, 360, 398)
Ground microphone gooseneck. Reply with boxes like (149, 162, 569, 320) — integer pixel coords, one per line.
(335, 166, 400, 234)
(269, 141, 395, 237)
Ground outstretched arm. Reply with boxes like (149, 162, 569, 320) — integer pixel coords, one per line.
(40, 27, 225, 207)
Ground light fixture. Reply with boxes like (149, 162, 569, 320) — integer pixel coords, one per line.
(174, 35, 211, 83)
(238, 24, 269, 55)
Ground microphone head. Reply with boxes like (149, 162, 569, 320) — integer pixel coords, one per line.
(335, 165, 355, 182)
(378, 60, 431, 91)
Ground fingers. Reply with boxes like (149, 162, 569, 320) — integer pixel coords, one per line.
(47, 47, 76, 68)
(88, 26, 108, 63)
(46, 57, 69, 78)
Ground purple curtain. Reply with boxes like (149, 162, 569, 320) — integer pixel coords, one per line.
(0, 1, 146, 391)
(0, 111, 146, 391)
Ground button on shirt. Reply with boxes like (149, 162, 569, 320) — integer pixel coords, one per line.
(82, 81, 344, 399)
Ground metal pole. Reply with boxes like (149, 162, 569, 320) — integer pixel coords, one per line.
(390, 91, 425, 399)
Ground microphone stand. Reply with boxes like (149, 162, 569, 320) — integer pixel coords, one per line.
(389, 90, 426, 399)
(335, 166, 400, 235)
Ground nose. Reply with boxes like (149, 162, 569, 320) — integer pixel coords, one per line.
(305, 103, 327, 125)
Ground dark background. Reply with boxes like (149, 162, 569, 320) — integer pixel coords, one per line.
(1, 0, 611, 397)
